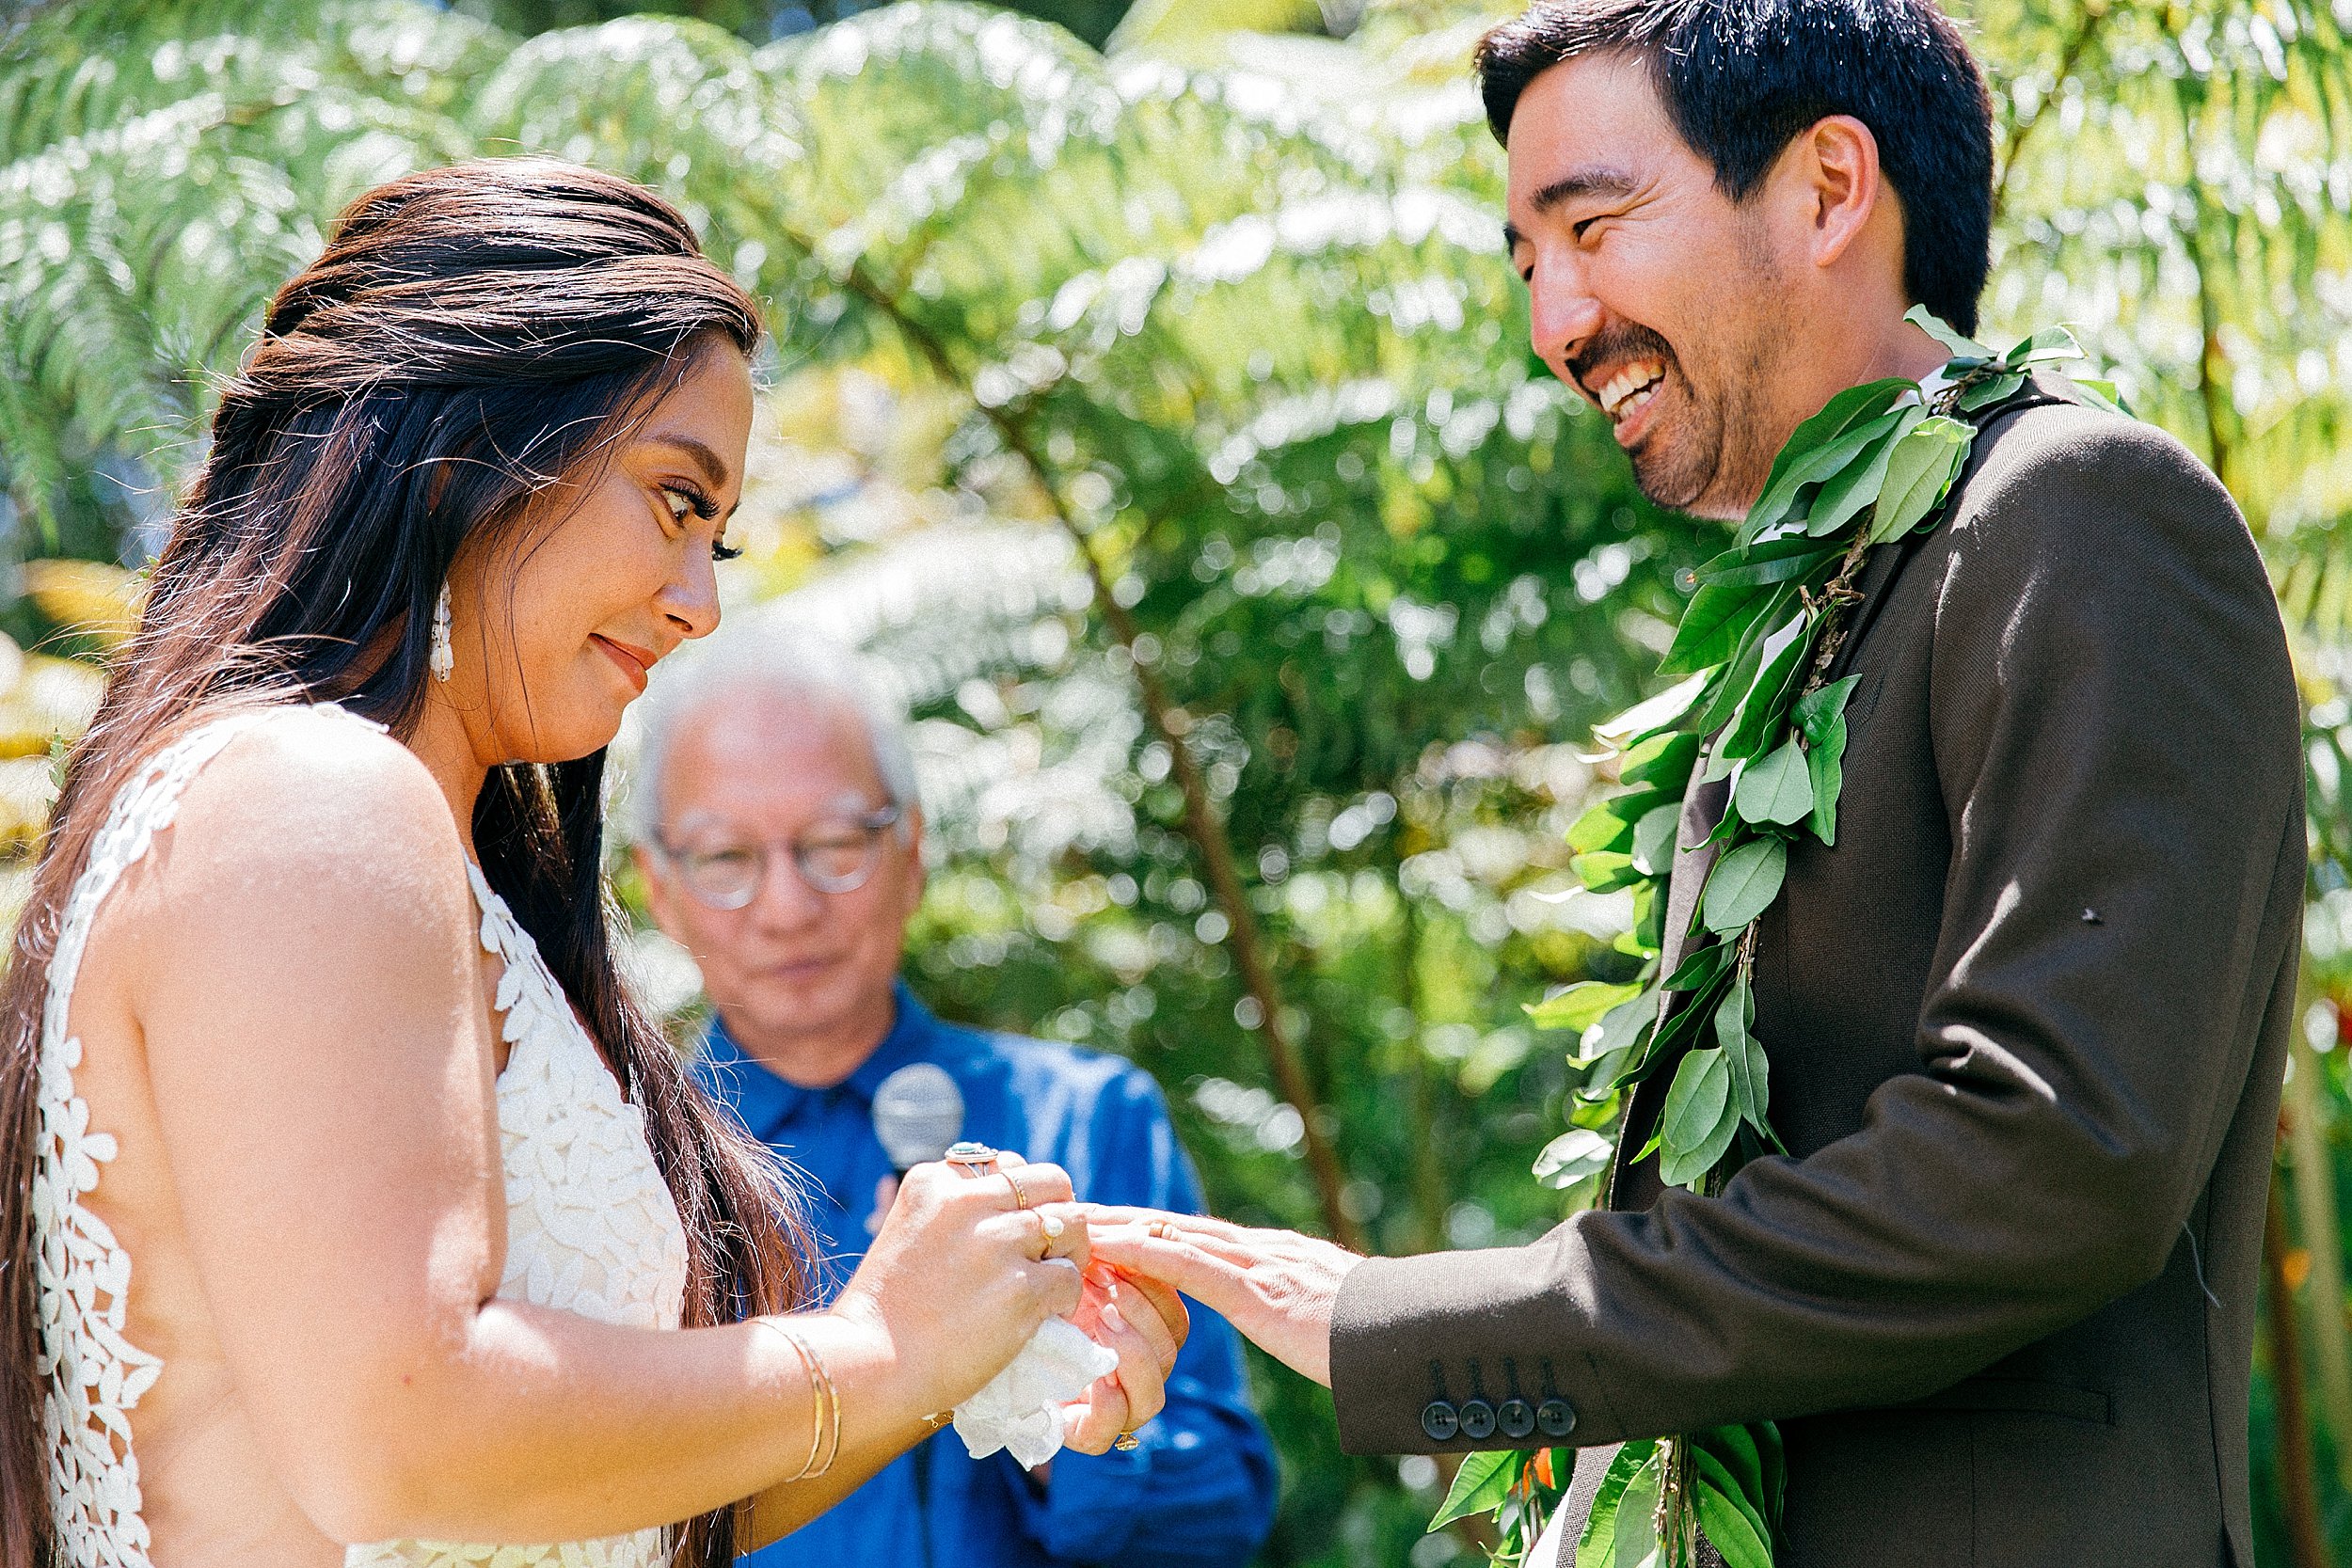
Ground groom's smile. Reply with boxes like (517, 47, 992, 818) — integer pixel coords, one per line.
(1499, 46, 1910, 523)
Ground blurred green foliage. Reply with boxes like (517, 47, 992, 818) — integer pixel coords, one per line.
(1, 0, 2348, 1563)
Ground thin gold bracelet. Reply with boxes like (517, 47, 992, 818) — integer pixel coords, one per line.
(776, 1323, 841, 1481)
(768, 1323, 835, 1481)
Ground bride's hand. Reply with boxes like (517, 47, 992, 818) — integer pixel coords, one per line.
(1057, 1262, 1188, 1454)
(827, 1156, 1089, 1418)
(1086, 1208, 1362, 1386)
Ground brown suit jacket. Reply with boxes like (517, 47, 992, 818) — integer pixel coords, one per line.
(1328, 380, 2306, 1568)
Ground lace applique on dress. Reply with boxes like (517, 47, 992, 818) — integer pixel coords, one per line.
(36, 704, 386, 1568)
(345, 865, 689, 1568)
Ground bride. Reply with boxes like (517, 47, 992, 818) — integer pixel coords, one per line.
(0, 158, 1178, 1568)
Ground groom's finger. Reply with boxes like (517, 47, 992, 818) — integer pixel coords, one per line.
(1086, 1205, 1257, 1243)
(1087, 1227, 1257, 1316)
(1095, 1220, 1264, 1272)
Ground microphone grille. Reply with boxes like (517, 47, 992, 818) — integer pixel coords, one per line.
(871, 1063, 966, 1171)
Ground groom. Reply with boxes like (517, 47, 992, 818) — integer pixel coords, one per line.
(1097, 0, 2306, 1563)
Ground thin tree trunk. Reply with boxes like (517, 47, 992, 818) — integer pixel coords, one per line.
(2268, 1176, 2335, 1568)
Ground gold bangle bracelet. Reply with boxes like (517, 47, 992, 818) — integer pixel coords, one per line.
(794, 1324, 842, 1480)
(771, 1323, 837, 1481)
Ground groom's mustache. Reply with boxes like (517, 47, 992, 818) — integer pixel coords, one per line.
(1566, 322, 1677, 402)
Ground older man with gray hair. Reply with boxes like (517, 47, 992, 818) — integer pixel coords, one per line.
(628, 630, 1277, 1568)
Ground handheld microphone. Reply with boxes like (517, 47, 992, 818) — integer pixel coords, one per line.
(871, 1063, 966, 1171)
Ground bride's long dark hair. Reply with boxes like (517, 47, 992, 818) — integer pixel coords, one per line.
(0, 158, 814, 1567)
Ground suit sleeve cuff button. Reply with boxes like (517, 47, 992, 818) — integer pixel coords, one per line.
(1420, 1401, 1461, 1442)
(1536, 1399, 1577, 1438)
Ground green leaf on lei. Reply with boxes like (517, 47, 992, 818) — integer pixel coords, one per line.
(1793, 676, 1859, 844)
(1573, 849, 1642, 893)
(1692, 1424, 1766, 1512)
(1632, 800, 1681, 875)
(1664, 940, 1735, 993)
(1720, 626, 1811, 764)
(1661, 578, 1774, 676)
(1695, 589, 1796, 744)
(1742, 405, 1909, 541)
(1623, 730, 1703, 791)
(1692, 1449, 1775, 1568)
(1738, 377, 1915, 544)
(2005, 325, 2081, 366)
(1792, 675, 1859, 745)
(1429, 1450, 1518, 1530)
(1957, 369, 2026, 412)
(1660, 1046, 1739, 1187)
(1733, 738, 1814, 827)
(1807, 404, 1925, 537)
(1529, 978, 1646, 1033)
(1716, 967, 1769, 1130)
(1534, 1127, 1615, 1189)
(1903, 304, 1988, 358)
(1869, 415, 1972, 543)
(1703, 837, 1787, 933)
(1578, 989, 1658, 1067)
(1569, 797, 1640, 854)
(1579, 1441, 1661, 1568)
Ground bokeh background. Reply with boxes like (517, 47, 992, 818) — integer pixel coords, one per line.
(2, 0, 2349, 1561)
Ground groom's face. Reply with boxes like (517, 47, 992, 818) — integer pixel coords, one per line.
(1503, 52, 1793, 520)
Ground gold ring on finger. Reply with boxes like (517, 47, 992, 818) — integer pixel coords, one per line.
(945, 1141, 1000, 1171)
(1003, 1166, 1033, 1210)
(1114, 1431, 1141, 1451)
(1040, 1211, 1066, 1241)
(1149, 1219, 1176, 1242)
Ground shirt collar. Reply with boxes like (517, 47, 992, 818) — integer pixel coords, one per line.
(703, 980, 960, 1128)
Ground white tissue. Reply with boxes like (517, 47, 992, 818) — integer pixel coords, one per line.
(951, 1316, 1120, 1468)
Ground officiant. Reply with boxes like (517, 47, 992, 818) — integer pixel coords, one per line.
(628, 635, 1277, 1568)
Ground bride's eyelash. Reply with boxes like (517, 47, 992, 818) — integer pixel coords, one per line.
(661, 481, 719, 523)
(660, 480, 739, 558)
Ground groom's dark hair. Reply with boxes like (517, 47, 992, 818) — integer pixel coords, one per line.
(1476, 0, 1994, 334)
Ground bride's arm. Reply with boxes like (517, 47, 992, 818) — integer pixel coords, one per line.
(130, 719, 1080, 1544)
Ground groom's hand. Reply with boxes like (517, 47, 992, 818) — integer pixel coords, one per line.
(1086, 1209, 1362, 1386)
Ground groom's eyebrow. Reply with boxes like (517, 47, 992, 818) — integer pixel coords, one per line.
(1503, 166, 1645, 249)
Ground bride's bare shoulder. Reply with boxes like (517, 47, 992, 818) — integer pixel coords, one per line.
(123, 706, 471, 948)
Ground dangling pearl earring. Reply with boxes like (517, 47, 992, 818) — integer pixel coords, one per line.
(430, 581, 454, 683)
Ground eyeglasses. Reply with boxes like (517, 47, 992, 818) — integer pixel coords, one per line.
(657, 804, 905, 910)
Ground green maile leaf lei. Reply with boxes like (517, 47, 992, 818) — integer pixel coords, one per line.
(1448, 312, 2127, 1567)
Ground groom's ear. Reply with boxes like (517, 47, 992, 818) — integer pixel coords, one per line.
(1777, 114, 1895, 277)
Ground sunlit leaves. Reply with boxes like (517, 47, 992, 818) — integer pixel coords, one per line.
(1732, 740, 1811, 828)
(1532, 1126, 1613, 1190)
(1868, 415, 1973, 544)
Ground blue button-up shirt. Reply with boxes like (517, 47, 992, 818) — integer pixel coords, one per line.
(694, 984, 1278, 1568)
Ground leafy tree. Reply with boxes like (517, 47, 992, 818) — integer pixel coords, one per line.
(1, 1, 2347, 1562)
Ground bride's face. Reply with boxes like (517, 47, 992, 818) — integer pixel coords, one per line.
(442, 340, 754, 765)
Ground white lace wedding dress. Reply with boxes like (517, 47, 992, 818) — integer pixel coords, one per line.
(34, 705, 691, 1568)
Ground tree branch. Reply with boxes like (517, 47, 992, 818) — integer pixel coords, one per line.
(1989, 0, 2110, 225)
